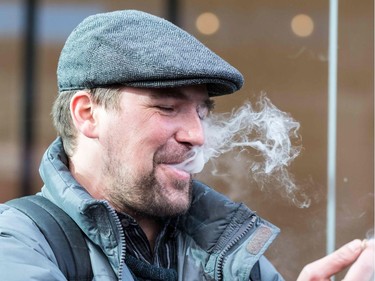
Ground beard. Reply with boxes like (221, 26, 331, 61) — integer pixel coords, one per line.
(102, 144, 193, 218)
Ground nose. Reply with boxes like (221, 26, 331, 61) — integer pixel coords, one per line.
(175, 111, 205, 147)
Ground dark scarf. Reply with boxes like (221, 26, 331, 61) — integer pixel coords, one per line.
(125, 255, 177, 281)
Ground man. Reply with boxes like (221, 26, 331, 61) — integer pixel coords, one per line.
(0, 10, 372, 281)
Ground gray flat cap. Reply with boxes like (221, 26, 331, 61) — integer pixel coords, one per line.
(57, 10, 244, 96)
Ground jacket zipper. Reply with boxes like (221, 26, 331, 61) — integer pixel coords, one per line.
(216, 214, 257, 281)
(103, 201, 127, 281)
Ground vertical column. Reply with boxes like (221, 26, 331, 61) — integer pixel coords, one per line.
(327, 0, 339, 257)
(21, 0, 38, 196)
(166, 0, 180, 26)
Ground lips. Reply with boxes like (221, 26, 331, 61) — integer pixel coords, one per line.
(170, 148, 205, 174)
(154, 145, 205, 174)
(158, 163, 191, 181)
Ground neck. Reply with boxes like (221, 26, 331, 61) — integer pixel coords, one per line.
(68, 137, 108, 200)
(131, 212, 163, 251)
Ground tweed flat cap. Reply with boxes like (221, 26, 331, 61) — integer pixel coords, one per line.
(57, 10, 244, 96)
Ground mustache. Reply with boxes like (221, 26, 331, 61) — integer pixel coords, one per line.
(153, 145, 191, 165)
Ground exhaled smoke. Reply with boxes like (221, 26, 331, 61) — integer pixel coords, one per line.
(173, 95, 311, 208)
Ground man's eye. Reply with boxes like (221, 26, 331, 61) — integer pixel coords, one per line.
(156, 106, 174, 112)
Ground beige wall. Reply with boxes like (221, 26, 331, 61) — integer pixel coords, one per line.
(0, 0, 373, 279)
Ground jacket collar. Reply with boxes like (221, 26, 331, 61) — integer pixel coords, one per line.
(39, 137, 124, 273)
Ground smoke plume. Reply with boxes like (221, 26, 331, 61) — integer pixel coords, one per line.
(173, 95, 311, 208)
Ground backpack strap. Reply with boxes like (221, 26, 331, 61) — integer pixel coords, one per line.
(249, 261, 261, 281)
(6, 195, 93, 281)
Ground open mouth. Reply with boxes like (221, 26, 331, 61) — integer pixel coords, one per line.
(169, 148, 205, 174)
(159, 163, 191, 180)
(155, 146, 206, 175)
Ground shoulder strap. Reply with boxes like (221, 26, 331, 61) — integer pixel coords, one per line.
(249, 261, 261, 281)
(6, 195, 93, 281)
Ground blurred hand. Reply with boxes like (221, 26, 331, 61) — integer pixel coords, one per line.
(296, 239, 374, 281)
(343, 239, 374, 281)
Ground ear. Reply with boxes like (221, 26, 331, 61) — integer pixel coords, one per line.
(70, 91, 99, 139)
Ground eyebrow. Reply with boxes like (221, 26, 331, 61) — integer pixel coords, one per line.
(149, 89, 215, 111)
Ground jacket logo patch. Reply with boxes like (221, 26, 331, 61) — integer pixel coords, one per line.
(246, 226, 273, 255)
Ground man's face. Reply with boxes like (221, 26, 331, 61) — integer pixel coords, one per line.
(98, 85, 212, 218)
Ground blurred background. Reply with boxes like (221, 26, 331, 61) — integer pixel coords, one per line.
(0, 0, 373, 279)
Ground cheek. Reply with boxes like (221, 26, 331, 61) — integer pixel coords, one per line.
(135, 115, 176, 147)
(106, 113, 177, 160)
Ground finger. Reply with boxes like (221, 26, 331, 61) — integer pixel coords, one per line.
(344, 239, 374, 281)
(297, 239, 363, 281)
